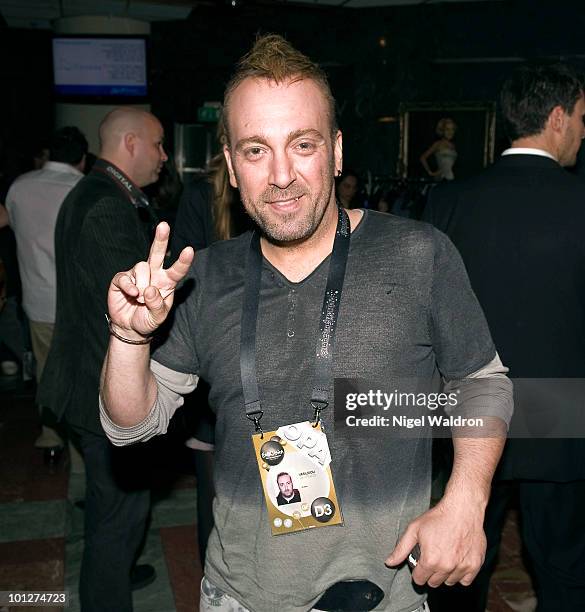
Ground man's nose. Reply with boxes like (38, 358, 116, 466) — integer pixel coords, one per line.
(161, 147, 169, 162)
(268, 149, 296, 188)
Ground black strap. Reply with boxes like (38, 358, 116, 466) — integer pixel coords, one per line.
(240, 207, 351, 434)
(240, 231, 264, 433)
(93, 159, 151, 210)
(93, 159, 158, 234)
(312, 207, 350, 423)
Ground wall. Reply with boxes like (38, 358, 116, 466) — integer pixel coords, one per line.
(0, 29, 53, 170)
(3, 1, 585, 175)
(151, 0, 585, 174)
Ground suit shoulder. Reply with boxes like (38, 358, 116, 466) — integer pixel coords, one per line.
(69, 172, 120, 198)
(60, 174, 127, 214)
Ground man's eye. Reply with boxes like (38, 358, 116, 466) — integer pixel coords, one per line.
(296, 141, 315, 153)
(244, 147, 264, 159)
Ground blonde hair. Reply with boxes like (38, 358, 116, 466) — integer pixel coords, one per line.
(435, 117, 456, 138)
(222, 34, 337, 144)
(208, 123, 235, 241)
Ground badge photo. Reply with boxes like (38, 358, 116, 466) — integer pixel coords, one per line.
(253, 421, 343, 536)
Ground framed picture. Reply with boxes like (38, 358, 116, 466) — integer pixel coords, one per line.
(398, 102, 496, 180)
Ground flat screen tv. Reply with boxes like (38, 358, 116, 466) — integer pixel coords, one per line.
(52, 36, 149, 101)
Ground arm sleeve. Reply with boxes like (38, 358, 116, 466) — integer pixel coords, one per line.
(443, 352, 514, 428)
(430, 228, 496, 379)
(429, 228, 513, 426)
(100, 359, 198, 446)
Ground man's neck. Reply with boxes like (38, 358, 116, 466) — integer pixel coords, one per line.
(260, 205, 362, 283)
(510, 135, 556, 159)
(99, 153, 134, 183)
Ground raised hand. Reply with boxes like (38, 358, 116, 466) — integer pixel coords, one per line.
(107, 222, 194, 340)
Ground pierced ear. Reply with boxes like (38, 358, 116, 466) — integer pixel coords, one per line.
(334, 130, 343, 177)
(223, 144, 238, 189)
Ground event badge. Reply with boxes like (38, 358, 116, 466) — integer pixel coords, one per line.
(253, 420, 343, 535)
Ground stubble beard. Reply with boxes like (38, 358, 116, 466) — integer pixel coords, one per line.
(239, 167, 336, 245)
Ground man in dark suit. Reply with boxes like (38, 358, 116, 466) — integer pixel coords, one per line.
(276, 472, 301, 505)
(39, 108, 168, 611)
(424, 63, 585, 611)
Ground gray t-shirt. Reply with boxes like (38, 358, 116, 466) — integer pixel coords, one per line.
(152, 211, 501, 612)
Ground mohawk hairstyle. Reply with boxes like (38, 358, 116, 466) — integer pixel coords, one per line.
(222, 34, 337, 143)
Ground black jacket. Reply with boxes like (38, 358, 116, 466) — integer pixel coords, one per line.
(276, 490, 301, 505)
(424, 154, 585, 480)
(38, 160, 155, 435)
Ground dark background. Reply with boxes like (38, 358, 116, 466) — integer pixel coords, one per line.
(2, 0, 585, 176)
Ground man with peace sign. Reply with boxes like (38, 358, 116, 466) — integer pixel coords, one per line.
(100, 37, 512, 612)
(39, 107, 168, 612)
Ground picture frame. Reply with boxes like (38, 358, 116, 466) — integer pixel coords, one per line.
(398, 102, 496, 180)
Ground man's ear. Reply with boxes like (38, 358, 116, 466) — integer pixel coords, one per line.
(223, 144, 238, 189)
(334, 130, 343, 176)
(548, 105, 566, 133)
(124, 132, 137, 157)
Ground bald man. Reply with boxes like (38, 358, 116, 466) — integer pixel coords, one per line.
(38, 108, 167, 611)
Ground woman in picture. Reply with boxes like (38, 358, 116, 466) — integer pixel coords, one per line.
(420, 117, 458, 181)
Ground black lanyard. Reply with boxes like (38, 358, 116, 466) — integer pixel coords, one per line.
(240, 206, 351, 436)
(93, 159, 158, 231)
(93, 159, 151, 210)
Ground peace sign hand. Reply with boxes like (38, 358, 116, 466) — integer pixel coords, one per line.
(108, 222, 194, 341)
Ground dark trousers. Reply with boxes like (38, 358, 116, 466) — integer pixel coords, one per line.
(518, 481, 585, 610)
(193, 449, 215, 565)
(77, 430, 151, 612)
(428, 480, 585, 612)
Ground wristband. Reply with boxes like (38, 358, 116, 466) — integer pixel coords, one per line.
(104, 314, 153, 345)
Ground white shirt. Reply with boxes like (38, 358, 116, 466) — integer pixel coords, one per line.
(501, 147, 557, 161)
(6, 161, 83, 322)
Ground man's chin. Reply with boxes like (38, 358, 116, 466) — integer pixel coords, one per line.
(252, 211, 315, 244)
(261, 222, 317, 245)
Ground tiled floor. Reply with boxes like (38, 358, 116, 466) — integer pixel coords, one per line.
(0, 376, 202, 612)
(0, 375, 535, 612)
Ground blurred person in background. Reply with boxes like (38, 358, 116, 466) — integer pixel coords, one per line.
(335, 168, 360, 208)
(6, 126, 88, 461)
(38, 108, 167, 611)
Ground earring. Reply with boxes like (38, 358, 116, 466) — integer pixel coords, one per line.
(336, 169, 342, 177)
